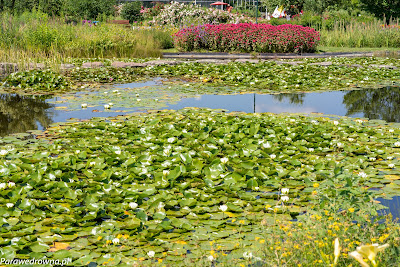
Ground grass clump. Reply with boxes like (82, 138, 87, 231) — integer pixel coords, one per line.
(0, 11, 164, 64)
(320, 20, 400, 48)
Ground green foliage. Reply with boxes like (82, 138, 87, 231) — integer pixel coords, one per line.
(359, 0, 400, 20)
(62, 0, 115, 20)
(121, 1, 143, 23)
(0, 107, 399, 265)
(0, 12, 163, 59)
(0, 0, 63, 15)
(148, 29, 174, 49)
(138, 58, 400, 92)
(320, 19, 400, 47)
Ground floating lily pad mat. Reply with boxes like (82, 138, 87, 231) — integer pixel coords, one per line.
(1, 108, 400, 265)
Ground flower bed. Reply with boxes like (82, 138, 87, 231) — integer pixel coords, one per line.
(174, 23, 320, 53)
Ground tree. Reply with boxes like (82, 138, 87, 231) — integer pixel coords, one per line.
(0, 0, 64, 15)
(62, 0, 116, 20)
(359, 0, 400, 20)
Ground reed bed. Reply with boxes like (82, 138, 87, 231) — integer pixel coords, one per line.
(0, 11, 164, 68)
(320, 19, 400, 48)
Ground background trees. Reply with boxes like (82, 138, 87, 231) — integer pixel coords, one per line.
(261, 0, 399, 19)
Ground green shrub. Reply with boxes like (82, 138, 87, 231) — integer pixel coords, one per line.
(63, 0, 115, 20)
(147, 29, 174, 49)
(121, 1, 143, 23)
(0, 0, 63, 15)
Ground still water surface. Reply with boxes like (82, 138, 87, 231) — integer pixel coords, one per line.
(1, 82, 399, 136)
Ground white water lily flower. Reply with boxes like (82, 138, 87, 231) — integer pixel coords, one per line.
(311, 120, 318, 124)
(262, 142, 271, 148)
(112, 238, 119, 244)
(309, 148, 314, 152)
(243, 252, 253, 259)
(136, 98, 141, 102)
(337, 142, 343, 148)
(333, 120, 339, 125)
(129, 202, 138, 209)
(219, 204, 228, 212)
(108, 103, 113, 106)
(157, 202, 165, 210)
(0, 150, 8, 156)
(8, 182, 15, 188)
(207, 255, 215, 261)
(389, 164, 395, 168)
(136, 93, 140, 97)
(6, 203, 13, 208)
(113, 90, 119, 93)
(250, 82, 255, 85)
(281, 188, 289, 195)
(358, 171, 367, 178)
(387, 156, 394, 160)
(389, 129, 394, 133)
(281, 196, 289, 202)
(147, 251, 155, 258)
(369, 157, 376, 161)
(270, 154, 276, 159)
(348, 138, 355, 142)
(155, 99, 159, 102)
(0, 183, 6, 189)
(104, 104, 110, 109)
(221, 157, 229, 164)
(356, 119, 363, 124)
(167, 137, 175, 143)
(163, 170, 170, 176)
(394, 142, 400, 147)
(81, 103, 88, 108)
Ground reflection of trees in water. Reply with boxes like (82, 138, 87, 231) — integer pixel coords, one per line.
(272, 93, 305, 105)
(0, 94, 54, 136)
(343, 87, 400, 122)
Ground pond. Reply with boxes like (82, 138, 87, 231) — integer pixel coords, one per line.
(2, 78, 400, 265)
(1, 79, 400, 136)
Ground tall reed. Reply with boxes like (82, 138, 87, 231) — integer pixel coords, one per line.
(320, 19, 400, 48)
(0, 11, 163, 67)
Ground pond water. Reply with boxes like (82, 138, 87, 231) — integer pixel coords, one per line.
(2, 80, 400, 219)
(1, 80, 399, 136)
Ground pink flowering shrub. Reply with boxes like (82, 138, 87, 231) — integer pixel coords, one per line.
(174, 23, 320, 53)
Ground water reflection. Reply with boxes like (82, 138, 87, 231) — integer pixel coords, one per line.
(0, 85, 400, 137)
(272, 93, 305, 105)
(343, 86, 400, 122)
(0, 94, 54, 136)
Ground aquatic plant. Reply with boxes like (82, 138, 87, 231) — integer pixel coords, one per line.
(0, 108, 399, 265)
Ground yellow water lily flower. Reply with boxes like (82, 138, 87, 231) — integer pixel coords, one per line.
(349, 243, 389, 267)
(349, 251, 369, 267)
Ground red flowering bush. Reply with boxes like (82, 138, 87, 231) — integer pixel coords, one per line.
(174, 23, 320, 53)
